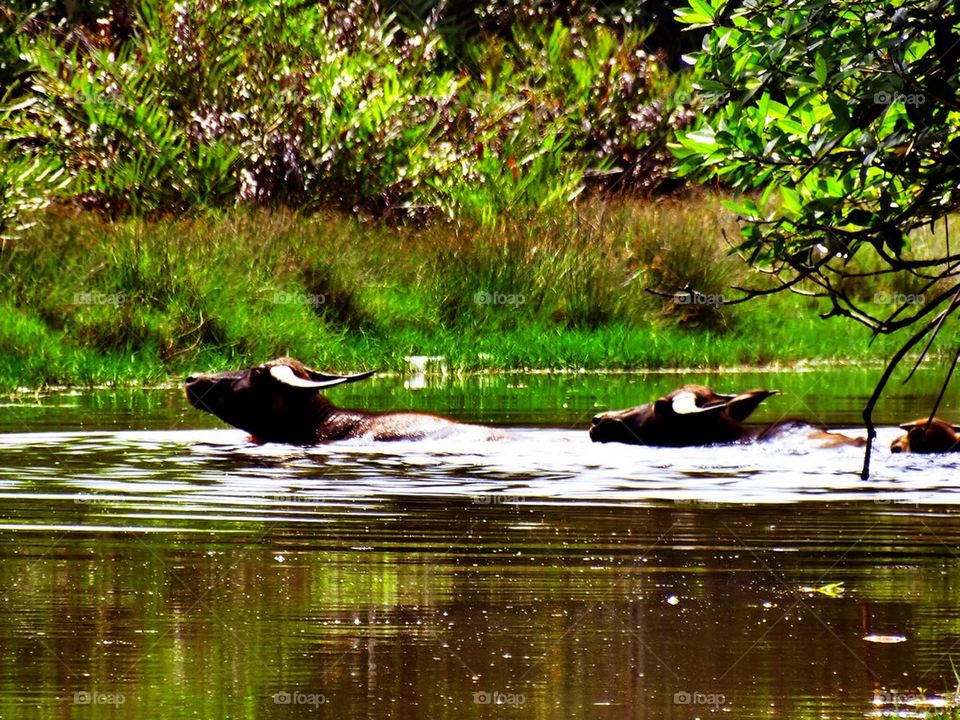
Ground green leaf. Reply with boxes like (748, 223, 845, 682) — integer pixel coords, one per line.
(676, 0, 716, 27)
(689, 0, 716, 21)
(780, 185, 802, 214)
(678, 129, 718, 152)
(826, 94, 850, 132)
(814, 53, 828, 85)
(757, 93, 771, 127)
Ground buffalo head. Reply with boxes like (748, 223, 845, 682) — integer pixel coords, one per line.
(185, 357, 374, 444)
(589, 385, 778, 446)
(891, 417, 960, 453)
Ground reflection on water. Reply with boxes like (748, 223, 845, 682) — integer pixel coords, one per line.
(0, 370, 958, 719)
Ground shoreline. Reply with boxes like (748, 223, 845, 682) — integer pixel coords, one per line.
(1, 357, 933, 397)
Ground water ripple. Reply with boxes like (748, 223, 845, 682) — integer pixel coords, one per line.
(0, 427, 957, 517)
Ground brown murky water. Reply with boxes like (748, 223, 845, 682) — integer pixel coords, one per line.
(0, 369, 958, 719)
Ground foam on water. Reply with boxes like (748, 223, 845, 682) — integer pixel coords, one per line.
(0, 426, 956, 509)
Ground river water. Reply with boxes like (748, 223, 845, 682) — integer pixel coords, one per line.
(0, 369, 957, 718)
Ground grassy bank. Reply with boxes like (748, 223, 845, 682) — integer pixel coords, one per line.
(0, 194, 919, 391)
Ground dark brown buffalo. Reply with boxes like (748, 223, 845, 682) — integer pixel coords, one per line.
(589, 384, 863, 448)
(185, 357, 501, 443)
(890, 418, 960, 453)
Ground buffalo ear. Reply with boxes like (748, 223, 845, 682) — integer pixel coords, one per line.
(655, 395, 712, 418)
(671, 391, 703, 415)
(669, 390, 726, 416)
(269, 364, 375, 389)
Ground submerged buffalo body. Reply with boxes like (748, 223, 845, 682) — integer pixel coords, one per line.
(891, 418, 960, 454)
(589, 384, 863, 448)
(185, 357, 501, 443)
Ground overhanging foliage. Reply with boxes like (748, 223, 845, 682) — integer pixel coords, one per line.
(675, 0, 960, 475)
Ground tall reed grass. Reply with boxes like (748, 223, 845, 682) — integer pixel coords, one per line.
(0, 196, 907, 390)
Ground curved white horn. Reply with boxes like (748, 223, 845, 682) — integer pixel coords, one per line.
(269, 364, 349, 389)
(305, 368, 376, 384)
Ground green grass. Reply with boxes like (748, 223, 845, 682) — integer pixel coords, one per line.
(0, 194, 917, 391)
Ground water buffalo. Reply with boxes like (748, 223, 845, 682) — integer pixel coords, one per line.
(890, 418, 960, 453)
(185, 357, 501, 443)
(589, 384, 864, 448)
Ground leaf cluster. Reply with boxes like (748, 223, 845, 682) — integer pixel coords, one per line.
(674, 0, 960, 475)
(675, 0, 960, 337)
(1, 0, 692, 226)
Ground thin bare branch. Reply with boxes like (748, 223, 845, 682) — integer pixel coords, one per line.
(861, 303, 958, 479)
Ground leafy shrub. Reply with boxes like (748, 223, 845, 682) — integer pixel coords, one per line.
(469, 20, 695, 193)
(8, 1, 457, 214)
(5, 1, 694, 221)
(0, 144, 65, 241)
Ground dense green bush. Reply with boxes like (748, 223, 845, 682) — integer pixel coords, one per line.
(475, 20, 694, 192)
(0, 118, 67, 240)
(2, 0, 693, 224)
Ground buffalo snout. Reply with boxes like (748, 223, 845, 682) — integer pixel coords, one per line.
(589, 407, 647, 444)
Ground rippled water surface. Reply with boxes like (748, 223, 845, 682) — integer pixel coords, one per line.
(1, 369, 959, 719)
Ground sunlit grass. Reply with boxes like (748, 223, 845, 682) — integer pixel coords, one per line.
(0, 196, 912, 391)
